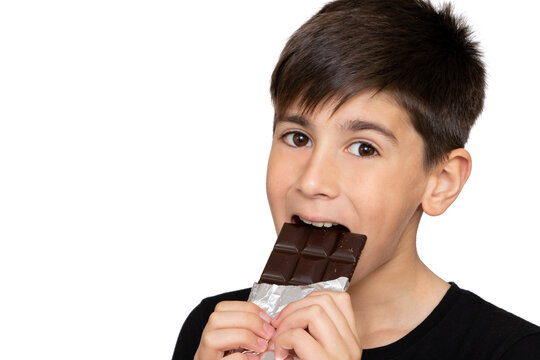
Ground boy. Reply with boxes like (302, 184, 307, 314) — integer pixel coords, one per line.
(174, 0, 540, 359)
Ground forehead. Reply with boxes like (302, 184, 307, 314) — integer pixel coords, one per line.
(277, 90, 416, 137)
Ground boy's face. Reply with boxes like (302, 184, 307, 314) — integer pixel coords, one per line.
(266, 90, 432, 283)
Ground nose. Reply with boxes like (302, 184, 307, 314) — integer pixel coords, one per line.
(295, 148, 340, 199)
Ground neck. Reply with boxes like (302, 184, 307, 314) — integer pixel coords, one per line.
(347, 218, 449, 348)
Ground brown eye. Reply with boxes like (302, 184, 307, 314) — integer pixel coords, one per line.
(349, 141, 378, 157)
(283, 131, 312, 147)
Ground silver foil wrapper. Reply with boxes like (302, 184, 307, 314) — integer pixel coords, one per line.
(243, 277, 350, 360)
(248, 277, 350, 317)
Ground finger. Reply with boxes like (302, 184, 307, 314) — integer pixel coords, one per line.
(223, 352, 259, 360)
(273, 328, 325, 360)
(274, 303, 347, 353)
(302, 293, 362, 359)
(308, 291, 356, 326)
(272, 291, 357, 344)
(272, 292, 335, 326)
(307, 291, 359, 341)
(206, 311, 275, 340)
(200, 328, 269, 355)
(222, 352, 247, 360)
(215, 301, 271, 320)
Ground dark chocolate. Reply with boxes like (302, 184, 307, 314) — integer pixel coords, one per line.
(259, 223, 367, 285)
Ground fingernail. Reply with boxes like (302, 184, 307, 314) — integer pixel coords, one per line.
(259, 311, 272, 323)
(257, 337, 268, 350)
(263, 322, 275, 337)
(274, 350, 285, 360)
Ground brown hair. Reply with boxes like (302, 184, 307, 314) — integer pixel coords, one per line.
(270, 0, 486, 169)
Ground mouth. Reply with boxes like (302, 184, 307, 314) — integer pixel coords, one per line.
(291, 214, 350, 233)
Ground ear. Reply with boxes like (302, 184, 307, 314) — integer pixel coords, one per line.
(422, 148, 472, 216)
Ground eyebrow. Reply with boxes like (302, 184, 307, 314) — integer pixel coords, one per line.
(341, 119, 398, 144)
(277, 115, 398, 144)
(278, 115, 310, 127)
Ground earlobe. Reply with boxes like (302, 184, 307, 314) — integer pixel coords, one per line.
(422, 149, 472, 216)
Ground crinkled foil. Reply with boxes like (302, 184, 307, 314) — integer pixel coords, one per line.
(242, 277, 350, 360)
(248, 277, 349, 317)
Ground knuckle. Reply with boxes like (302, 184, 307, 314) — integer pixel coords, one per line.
(320, 293, 333, 305)
(207, 311, 219, 325)
(338, 291, 351, 304)
(214, 301, 227, 312)
(308, 290, 325, 298)
(246, 301, 261, 312)
(240, 300, 258, 313)
(291, 328, 305, 341)
(200, 330, 213, 348)
(309, 304, 325, 317)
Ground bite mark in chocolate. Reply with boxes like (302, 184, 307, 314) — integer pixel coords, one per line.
(259, 223, 367, 285)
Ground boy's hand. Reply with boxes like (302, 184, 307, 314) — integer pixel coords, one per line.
(194, 300, 275, 360)
(271, 291, 362, 360)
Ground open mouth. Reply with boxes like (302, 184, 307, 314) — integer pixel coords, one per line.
(291, 215, 350, 233)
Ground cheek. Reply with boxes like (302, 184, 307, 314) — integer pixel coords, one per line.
(352, 155, 426, 213)
(266, 149, 286, 199)
(266, 147, 293, 230)
(345, 164, 426, 274)
(350, 195, 415, 281)
(266, 144, 305, 199)
(356, 174, 423, 237)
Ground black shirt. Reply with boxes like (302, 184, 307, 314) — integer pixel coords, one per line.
(173, 283, 540, 359)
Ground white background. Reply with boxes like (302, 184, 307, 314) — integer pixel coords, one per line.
(1, 1, 539, 359)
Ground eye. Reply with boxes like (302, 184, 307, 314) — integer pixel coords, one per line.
(348, 141, 379, 157)
(282, 131, 312, 147)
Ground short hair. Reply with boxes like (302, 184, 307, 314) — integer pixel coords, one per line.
(270, 0, 486, 169)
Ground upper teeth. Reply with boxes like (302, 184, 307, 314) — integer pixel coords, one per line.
(299, 216, 338, 228)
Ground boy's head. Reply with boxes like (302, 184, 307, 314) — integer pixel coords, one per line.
(270, 0, 485, 170)
(266, 0, 486, 282)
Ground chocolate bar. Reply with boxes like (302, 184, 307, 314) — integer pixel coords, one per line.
(259, 223, 367, 285)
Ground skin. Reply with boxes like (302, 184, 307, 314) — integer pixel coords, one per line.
(195, 89, 472, 359)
